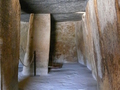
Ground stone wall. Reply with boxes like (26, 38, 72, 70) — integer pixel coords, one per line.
(75, 21, 86, 65)
(76, 0, 120, 90)
(50, 21, 77, 64)
(0, 0, 20, 90)
(19, 22, 29, 67)
(76, 16, 97, 80)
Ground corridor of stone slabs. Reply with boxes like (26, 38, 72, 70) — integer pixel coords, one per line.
(19, 15, 97, 90)
(2, 0, 120, 90)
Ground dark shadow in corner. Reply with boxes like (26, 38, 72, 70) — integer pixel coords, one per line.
(48, 15, 63, 73)
(19, 0, 33, 13)
(49, 15, 56, 67)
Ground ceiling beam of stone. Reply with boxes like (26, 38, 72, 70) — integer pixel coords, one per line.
(21, 13, 83, 22)
(52, 13, 83, 22)
(20, 0, 88, 14)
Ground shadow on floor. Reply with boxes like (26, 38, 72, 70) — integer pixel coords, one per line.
(19, 76, 31, 90)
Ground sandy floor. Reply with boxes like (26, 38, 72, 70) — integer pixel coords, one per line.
(18, 63, 97, 90)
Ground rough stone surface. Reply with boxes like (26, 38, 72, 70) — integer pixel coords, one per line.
(81, 13, 92, 71)
(22, 14, 34, 75)
(87, 0, 102, 80)
(0, 0, 20, 90)
(78, 0, 120, 90)
(21, 13, 83, 22)
(18, 63, 97, 90)
(84, 3, 98, 81)
(20, 0, 87, 13)
(20, 0, 87, 22)
(21, 14, 50, 76)
(52, 13, 83, 22)
(94, 0, 120, 89)
(50, 21, 77, 64)
(19, 22, 29, 67)
(75, 21, 86, 65)
(33, 14, 51, 75)
(75, 12, 97, 81)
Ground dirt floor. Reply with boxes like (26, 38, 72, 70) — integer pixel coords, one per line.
(18, 63, 97, 90)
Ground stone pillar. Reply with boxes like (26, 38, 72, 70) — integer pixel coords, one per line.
(0, 0, 20, 90)
(22, 14, 34, 75)
(33, 14, 51, 75)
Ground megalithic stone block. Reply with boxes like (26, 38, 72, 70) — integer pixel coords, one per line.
(22, 14, 51, 76)
(82, 0, 120, 90)
(22, 14, 34, 75)
(33, 14, 50, 75)
(0, 0, 20, 90)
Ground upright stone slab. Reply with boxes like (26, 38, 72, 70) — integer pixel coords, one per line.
(19, 22, 29, 67)
(83, 0, 120, 89)
(95, 0, 120, 89)
(82, 14, 92, 71)
(22, 14, 34, 75)
(0, 0, 20, 90)
(75, 21, 86, 65)
(33, 14, 50, 75)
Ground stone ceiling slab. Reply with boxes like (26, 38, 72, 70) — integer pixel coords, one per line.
(20, 0, 88, 13)
(21, 13, 83, 22)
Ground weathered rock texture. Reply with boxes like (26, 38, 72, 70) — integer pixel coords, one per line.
(75, 21, 86, 65)
(22, 14, 34, 75)
(50, 21, 77, 64)
(20, 0, 87, 13)
(76, 0, 120, 90)
(19, 22, 29, 67)
(0, 0, 20, 90)
(33, 14, 50, 75)
(20, 14, 50, 75)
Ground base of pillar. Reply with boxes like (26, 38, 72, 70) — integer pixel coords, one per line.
(22, 67, 48, 76)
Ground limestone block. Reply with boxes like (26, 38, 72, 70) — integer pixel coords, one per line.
(0, 0, 20, 90)
(83, 0, 120, 89)
(75, 21, 86, 65)
(95, 0, 119, 89)
(33, 14, 50, 75)
(19, 22, 29, 67)
(20, 22, 29, 62)
(22, 14, 34, 75)
(82, 14, 92, 71)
